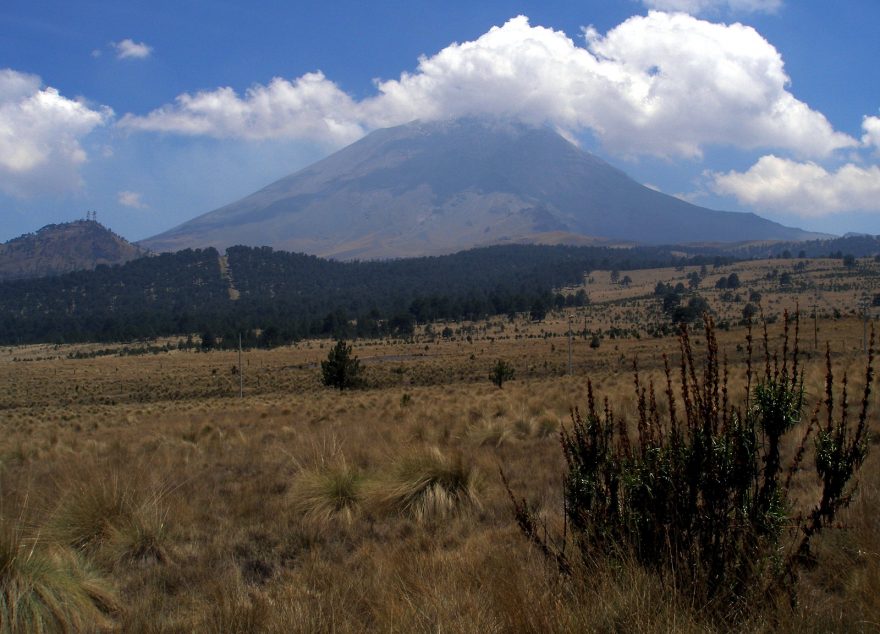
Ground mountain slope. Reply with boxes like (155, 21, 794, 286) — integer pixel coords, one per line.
(0, 220, 146, 281)
(141, 118, 819, 259)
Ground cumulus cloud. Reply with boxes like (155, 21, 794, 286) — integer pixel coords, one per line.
(710, 155, 880, 216)
(120, 72, 364, 145)
(118, 190, 147, 208)
(119, 14, 852, 160)
(641, 0, 783, 15)
(0, 69, 111, 197)
(862, 115, 880, 151)
(113, 39, 152, 60)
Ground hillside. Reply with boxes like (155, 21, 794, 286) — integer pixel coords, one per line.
(0, 243, 724, 345)
(0, 220, 146, 281)
(140, 118, 819, 259)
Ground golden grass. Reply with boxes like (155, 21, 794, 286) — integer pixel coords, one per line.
(0, 258, 877, 631)
(367, 447, 481, 522)
(289, 463, 364, 526)
(46, 463, 173, 573)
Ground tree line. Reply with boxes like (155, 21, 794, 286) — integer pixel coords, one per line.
(0, 243, 727, 346)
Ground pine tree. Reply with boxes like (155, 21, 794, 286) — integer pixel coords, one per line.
(321, 340, 363, 390)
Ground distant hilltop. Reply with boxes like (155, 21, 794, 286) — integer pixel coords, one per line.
(0, 219, 146, 281)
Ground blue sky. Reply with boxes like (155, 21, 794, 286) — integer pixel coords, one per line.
(1, 0, 879, 243)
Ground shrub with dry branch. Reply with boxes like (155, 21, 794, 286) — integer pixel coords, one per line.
(507, 312, 875, 620)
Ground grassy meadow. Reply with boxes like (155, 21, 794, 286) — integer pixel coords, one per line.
(1, 257, 879, 632)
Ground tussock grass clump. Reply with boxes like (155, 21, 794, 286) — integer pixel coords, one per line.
(290, 464, 364, 525)
(370, 448, 480, 521)
(49, 473, 171, 569)
(50, 476, 135, 552)
(534, 415, 559, 438)
(512, 416, 535, 439)
(0, 519, 117, 632)
(103, 503, 170, 568)
(467, 419, 513, 448)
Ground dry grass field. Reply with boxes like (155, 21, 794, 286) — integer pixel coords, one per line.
(1, 257, 879, 632)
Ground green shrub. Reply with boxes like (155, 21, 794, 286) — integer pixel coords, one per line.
(489, 359, 515, 388)
(507, 313, 874, 619)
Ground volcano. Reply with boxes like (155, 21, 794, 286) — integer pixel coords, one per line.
(141, 118, 817, 259)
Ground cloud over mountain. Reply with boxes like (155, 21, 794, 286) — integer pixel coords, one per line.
(710, 155, 880, 216)
(0, 69, 111, 197)
(120, 13, 852, 160)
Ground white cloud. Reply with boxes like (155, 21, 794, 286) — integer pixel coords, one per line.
(641, 0, 783, 15)
(0, 69, 112, 197)
(113, 39, 152, 60)
(710, 155, 880, 216)
(118, 190, 147, 208)
(576, 12, 850, 157)
(119, 14, 853, 160)
(120, 72, 365, 145)
(862, 115, 880, 151)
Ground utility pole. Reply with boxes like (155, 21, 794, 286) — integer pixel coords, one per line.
(238, 333, 243, 398)
(567, 314, 573, 376)
(810, 301, 819, 351)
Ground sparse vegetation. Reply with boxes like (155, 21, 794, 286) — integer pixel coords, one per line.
(0, 256, 878, 630)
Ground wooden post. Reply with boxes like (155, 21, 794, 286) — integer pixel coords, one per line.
(567, 315, 573, 375)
